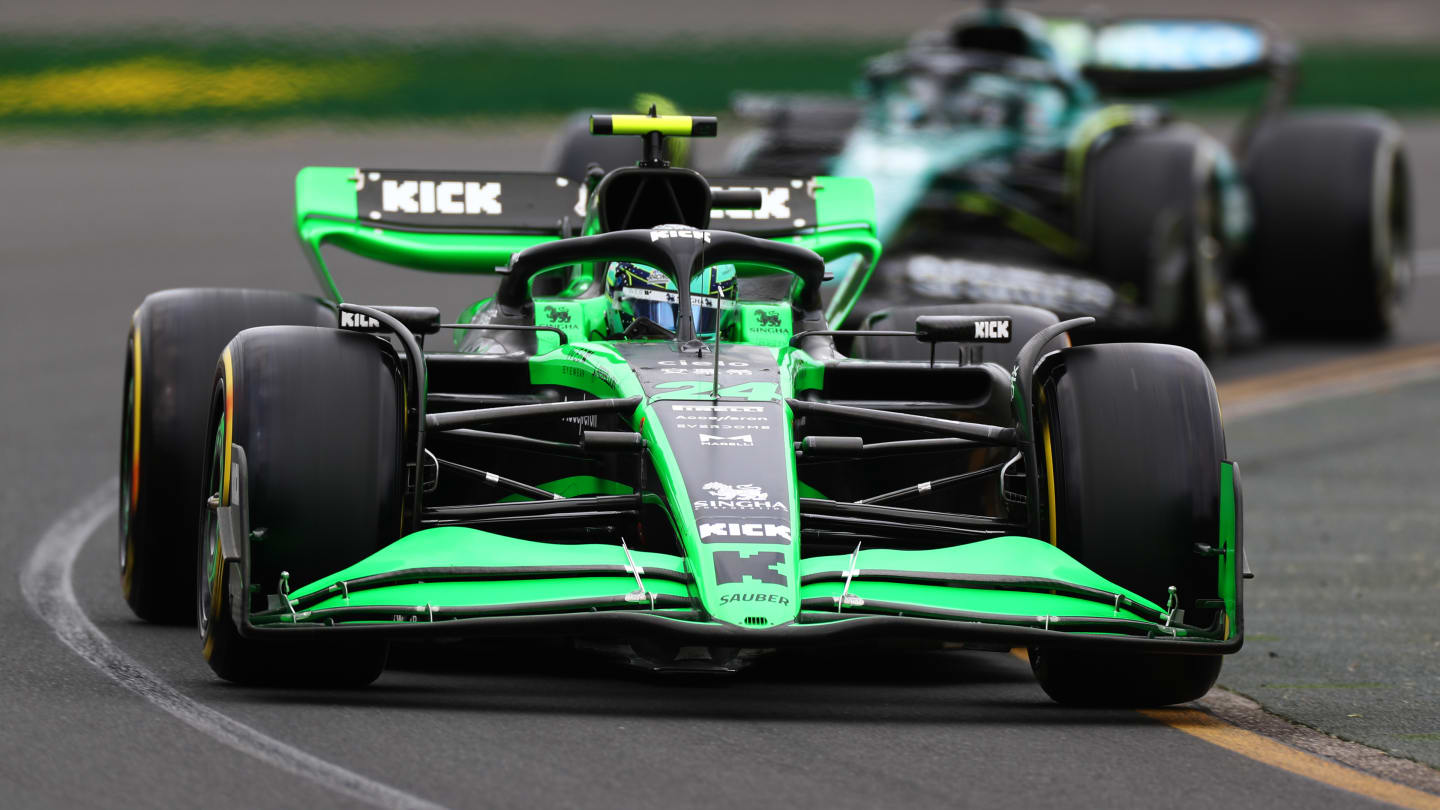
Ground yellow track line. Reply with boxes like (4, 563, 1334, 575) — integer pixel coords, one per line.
(1142, 707, 1440, 810)
(1217, 342, 1440, 418)
(1008, 647, 1439, 808)
(1202, 342, 1440, 807)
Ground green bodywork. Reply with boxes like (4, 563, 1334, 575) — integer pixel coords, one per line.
(250, 152, 1241, 650)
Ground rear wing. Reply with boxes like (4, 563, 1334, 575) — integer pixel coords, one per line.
(295, 168, 576, 301)
(295, 166, 880, 322)
(1042, 16, 1293, 97)
(705, 175, 883, 322)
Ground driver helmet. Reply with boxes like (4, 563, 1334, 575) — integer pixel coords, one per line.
(605, 261, 737, 337)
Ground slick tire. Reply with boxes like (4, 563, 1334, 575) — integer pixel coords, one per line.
(1030, 343, 1226, 706)
(852, 303, 1066, 369)
(120, 289, 334, 624)
(198, 326, 403, 686)
(1243, 113, 1412, 336)
(1083, 127, 1228, 356)
(1028, 648, 1222, 708)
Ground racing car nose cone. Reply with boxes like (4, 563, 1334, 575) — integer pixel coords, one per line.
(654, 398, 799, 628)
(621, 343, 799, 628)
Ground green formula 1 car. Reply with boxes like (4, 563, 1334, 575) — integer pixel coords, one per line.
(120, 113, 1245, 705)
(730, 3, 1413, 355)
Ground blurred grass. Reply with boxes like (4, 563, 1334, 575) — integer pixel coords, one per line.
(1, 32, 1438, 130)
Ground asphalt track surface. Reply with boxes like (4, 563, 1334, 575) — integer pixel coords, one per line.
(2, 124, 1438, 809)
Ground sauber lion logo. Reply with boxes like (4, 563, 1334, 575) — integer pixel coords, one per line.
(702, 482, 766, 501)
(694, 481, 788, 513)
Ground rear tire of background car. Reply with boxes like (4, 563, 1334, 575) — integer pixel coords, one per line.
(198, 326, 403, 686)
(1243, 113, 1412, 336)
(121, 289, 334, 624)
(852, 303, 1065, 369)
(1083, 127, 1228, 357)
(1029, 343, 1226, 706)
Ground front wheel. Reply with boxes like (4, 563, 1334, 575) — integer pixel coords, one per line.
(1030, 343, 1228, 706)
(198, 326, 403, 686)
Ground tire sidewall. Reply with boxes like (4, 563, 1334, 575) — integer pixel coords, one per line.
(120, 289, 335, 623)
(1083, 125, 1229, 353)
(1242, 114, 1411, 334)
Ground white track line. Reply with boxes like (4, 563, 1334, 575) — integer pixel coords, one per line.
(19, 478, 445, 810)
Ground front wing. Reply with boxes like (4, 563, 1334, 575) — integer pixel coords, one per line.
(215, 465, 1244, 655)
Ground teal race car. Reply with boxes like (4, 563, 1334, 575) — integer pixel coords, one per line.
(120, 114, 1245, 706)
(730, 3, 1413, 355)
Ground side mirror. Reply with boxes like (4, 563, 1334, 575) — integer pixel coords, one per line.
(339, 304, 442, 336)
(915, 314, 1013, 344)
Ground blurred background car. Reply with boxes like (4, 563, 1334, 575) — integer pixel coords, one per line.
(726, 4, 1412, 356)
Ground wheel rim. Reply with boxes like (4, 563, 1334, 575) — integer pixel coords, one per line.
(1378, 153, 1412, 328)
(1038, 387, 1059, 547)
(1192, 184, 1227, 357)
(1196, 239, 1226, 356)
(198, 405, 225, 641)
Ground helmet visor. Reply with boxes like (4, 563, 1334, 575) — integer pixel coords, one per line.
(618, 287, 730, 335)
